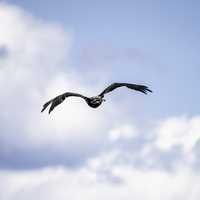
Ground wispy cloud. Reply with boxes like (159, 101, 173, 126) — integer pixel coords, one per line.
(75, 45, 148, 65)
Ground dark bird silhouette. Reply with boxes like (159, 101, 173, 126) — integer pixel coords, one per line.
(41, 83, 152, 114)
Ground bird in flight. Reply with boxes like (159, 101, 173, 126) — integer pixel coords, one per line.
(41, 82, 152, 114)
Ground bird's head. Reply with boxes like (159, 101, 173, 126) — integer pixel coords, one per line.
(103, 98, 106, 102)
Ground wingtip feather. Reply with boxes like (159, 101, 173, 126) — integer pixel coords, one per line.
(41, 100, 52, 113)
(147, 88, 153, 93)
(41, 106, 47, 112)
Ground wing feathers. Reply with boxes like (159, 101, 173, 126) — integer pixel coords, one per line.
(41, 92, 87, 114)
(100, 82, 152, 96)
(41, 100, 52, 113)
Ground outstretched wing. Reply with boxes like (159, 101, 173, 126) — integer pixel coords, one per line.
(99, 82, 152, 96)
(41, 92, 88, 114)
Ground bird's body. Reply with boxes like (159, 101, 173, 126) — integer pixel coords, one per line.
(41, 82, 152, 114)
(86, 96, 105, 108)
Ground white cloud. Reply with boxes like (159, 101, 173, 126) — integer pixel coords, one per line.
(109, 124, 138, 141)
(155, 116, 200, 153)
(0, 163, 200, 200)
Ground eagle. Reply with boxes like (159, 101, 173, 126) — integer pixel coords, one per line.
(41, 82, 152, 114)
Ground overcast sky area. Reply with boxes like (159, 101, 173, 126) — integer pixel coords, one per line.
(0, 0, 200, 199)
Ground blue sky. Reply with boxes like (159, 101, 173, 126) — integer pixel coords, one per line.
(8, 0, 200, 119)
(0, 1, 200, 200)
